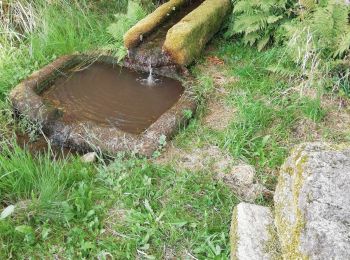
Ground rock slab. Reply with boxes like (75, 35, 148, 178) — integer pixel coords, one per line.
(230, 203, 274, 260)
(274, 142, 350, 259)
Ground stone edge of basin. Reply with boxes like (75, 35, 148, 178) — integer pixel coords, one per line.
(10, 54, 196, 157)
(124, 0, 186, 49)
(124, 0, 232, 66)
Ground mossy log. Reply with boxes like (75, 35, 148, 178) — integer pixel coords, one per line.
(124, 0, 186, 49)
(163, 0, 231, 66)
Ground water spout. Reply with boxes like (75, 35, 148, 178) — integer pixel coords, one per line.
(138, 63, 159, 86)
(146, 64, 155, 86)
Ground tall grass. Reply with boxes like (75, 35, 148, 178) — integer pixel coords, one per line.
(0, 0, 124, 97)
(0, 142, 96, 223)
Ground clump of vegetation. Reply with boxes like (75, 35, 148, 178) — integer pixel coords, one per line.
(227, 0, 350, 93)
(0, 144, 236, 258)
(106, 1, 147, 60)
(226, 0, 295, 50)
(228, 0, 350, 57)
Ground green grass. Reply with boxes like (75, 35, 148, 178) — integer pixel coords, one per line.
(0, 149, 236, 258)
(300, 97, 327, 122)
(175, 41, 349, 190)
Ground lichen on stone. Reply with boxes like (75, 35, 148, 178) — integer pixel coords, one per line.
(274, 142, 350, 260)
(265, 224, 282, 260)
(230, 207, 239, 260)
(274, 145, 309, 260)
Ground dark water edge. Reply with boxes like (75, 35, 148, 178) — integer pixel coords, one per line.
(16, 132, 78, 158)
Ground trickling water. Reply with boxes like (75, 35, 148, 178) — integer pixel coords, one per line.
(146, 65, 155, 86)
(138, 64, 160, 86)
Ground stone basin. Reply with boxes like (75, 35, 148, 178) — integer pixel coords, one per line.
(10, 55, 196, 156)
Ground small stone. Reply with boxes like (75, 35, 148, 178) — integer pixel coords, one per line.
(230, 203, 275, 260)
(230, 165, 255, 185)
(0, 205, 15, 220)
(216, 165, 265, 202)
(81, 152, 97, 163)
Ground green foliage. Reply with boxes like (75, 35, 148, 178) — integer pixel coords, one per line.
(332, 63, 350, 98)
(0, 148, 237, 258)
(300, 97, 326, 122)
(228, 0, 350, 59)
(95, 157, 237, 258)
(283, 0, 350, 59)
(226, 0, 295, 50)
(226, 0, 350, 91)
(0, 143, 96, 223)
(106, 1, 147, 60)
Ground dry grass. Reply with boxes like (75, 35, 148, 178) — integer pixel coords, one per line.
(203, 99, 236, 131)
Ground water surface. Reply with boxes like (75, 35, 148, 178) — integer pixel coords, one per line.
(43, 62, 184, 134)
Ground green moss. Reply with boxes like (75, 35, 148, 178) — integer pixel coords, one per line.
(230, 207, 239, 260)
(163, 0, 231, 66)
(285, 166, 293, 175)
(124, 0, 186, 49)
(265, 224, 282, 260)
(275, 145, 309, 260)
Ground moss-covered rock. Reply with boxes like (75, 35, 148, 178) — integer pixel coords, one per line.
(163, 0, 231, 66)
(274, 142, 350, 259)
(124, 0, 186, 49)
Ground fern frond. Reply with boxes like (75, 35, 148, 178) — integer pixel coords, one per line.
(228, 0, 294, 50)
(334, 32, 350, 58)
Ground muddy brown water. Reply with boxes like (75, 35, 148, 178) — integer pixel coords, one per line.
(42, 62, 184, 134)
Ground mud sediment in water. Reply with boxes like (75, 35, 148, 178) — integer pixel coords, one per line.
(42, 62, 184, 135)
(126, 0, 204, 70)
